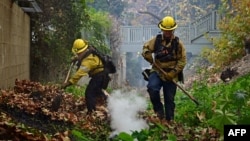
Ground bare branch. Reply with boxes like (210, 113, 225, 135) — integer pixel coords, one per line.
(138, 10, 161, 21)
(158, 3, 169, 15)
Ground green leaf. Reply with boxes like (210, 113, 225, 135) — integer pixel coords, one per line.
(117, 132, 134, 141)
(167, 134, 177, 141)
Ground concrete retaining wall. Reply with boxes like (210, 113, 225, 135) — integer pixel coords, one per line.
(0, 0, 30, 89)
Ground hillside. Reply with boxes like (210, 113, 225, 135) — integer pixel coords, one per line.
(183, 54, 250, 89)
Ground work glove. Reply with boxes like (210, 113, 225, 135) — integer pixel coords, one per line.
(71, 56, 78, 65)
(143, 51, 153, 64)
(146, 58, 153, 64)
(165, 70, 176, 81)
(142, 69, 151, 81)
(61, 81, 72, 89)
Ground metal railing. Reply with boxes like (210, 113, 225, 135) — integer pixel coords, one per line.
(120, 11, 221, 46)
(189, 10, 221, 42)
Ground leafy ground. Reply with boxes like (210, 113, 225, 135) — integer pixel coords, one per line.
(1, 55, 250, 141)
(0, 79, 221, 141)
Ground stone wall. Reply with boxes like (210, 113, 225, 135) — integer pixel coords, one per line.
(0, 0, 30, 89)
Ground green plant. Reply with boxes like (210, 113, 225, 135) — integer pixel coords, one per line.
(207, 73, 250, 133)
(71, 129, 92, 141)
(176, 69, 250, 137)
(175, 75, 216, 126)
(208, 109, 237, 134)
(112, 123, 176, 141)
(201, 0, 250, 68)
(65, 85, 87, 98)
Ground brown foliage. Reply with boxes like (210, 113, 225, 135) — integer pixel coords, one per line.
(0, 79, 108, 140)
(0, 79, 223, 140)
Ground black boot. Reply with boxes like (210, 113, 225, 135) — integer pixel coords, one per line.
(147, 88, 164, 119)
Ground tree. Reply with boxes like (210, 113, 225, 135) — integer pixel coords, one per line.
(202, 0, 250, 68)
(30, 0, 88, 82)
(88, 0, 126, 18)
(82, 8, 112, 53)
(121, 0, 220, 25)
(29, 0, 123, 89)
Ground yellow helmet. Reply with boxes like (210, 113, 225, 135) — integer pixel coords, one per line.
(158, 16, 178, 31)
(72, 39, 88, 54)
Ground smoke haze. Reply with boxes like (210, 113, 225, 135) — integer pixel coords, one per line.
(108, 89, 149, 136)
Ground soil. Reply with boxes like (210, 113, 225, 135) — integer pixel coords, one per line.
(183, 54, 250, 89)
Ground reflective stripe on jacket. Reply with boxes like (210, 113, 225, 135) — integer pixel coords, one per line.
(69, 53, 104, 84)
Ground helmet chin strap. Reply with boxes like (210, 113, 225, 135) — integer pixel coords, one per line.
(162, 31, 174, 42)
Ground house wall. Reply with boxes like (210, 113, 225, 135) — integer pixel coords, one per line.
(0, 0, 30, 89)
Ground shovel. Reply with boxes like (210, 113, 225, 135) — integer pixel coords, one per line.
(52, 62, 74, 111)
(64, 62, 74, 83)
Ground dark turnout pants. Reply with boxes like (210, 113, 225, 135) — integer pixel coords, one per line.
(85, 71, 110, 113)
(147, 72, 177, 121)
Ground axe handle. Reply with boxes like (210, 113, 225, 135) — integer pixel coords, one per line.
(102, 89, 110, 97)
(153, 62, 199, 106)
(172, 79, 200, 106)
(64, 62, 74, 83)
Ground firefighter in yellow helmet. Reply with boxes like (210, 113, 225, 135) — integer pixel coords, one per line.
(61, 39, 110, 114)
(71, 39, 89, 54)
(141, 16, 187, 122)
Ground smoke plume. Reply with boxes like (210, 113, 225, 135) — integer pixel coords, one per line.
(108, 89, 149, 137)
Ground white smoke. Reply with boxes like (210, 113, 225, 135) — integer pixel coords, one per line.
(108, 89, 149, 137)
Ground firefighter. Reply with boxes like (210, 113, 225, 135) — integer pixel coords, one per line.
(61, 39, 110, 114)
(141, 16, 187, 122)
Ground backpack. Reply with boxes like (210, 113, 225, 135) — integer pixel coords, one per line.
(93, 49, 116, 73)
(76, 46, 116, 74)
(154, 34, 184, 83)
